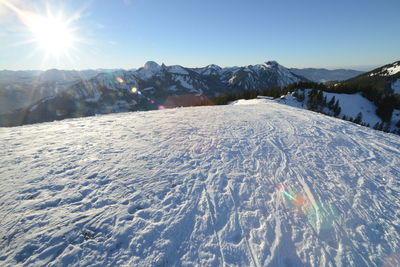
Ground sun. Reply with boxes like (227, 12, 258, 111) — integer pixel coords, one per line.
(1, 0, 81, 60)
(30, 14, 76, 58)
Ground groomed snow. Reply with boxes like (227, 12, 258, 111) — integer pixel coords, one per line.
(1, 102, 400, 266)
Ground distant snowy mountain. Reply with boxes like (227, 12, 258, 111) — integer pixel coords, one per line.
(0, 61, 307, 126)
(290, 68, 364, 83)
(340, 60, 400, 93)
(0, 69, 109, 114)
(36, 69, 102, 83)
(1, 102, 399, 266)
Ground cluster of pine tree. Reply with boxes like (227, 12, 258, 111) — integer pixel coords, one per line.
(323, 83, 400, 122)
(284, 82, 400, 123)
(302, 89, 341, 117)
(342, 112, 369, 127)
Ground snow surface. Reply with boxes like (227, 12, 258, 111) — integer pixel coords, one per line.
(231, 99, 269, 105)
(276, 91, 382, 127)
(370, 62, 400, 77)
(384, 64, 400, 76)
(323, 92, 381, 126)
(1, 102, 400, 266)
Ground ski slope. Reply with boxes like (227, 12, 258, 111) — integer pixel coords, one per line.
(1, 101, 400, 266)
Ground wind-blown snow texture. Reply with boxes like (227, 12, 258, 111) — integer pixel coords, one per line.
(1, 102, 400, 266)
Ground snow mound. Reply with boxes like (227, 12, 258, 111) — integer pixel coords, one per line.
(231, 98, 269, 105)
(1, 103, 399, 266)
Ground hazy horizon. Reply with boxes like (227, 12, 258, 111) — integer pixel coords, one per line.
(0, 60, 388, 72)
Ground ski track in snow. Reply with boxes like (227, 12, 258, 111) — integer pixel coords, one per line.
(0, 102, 399, 266)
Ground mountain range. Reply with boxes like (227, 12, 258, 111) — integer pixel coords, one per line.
(1, 61, 309, 126)
(2, 60, 399, 128)
(290, 68, 364, 83)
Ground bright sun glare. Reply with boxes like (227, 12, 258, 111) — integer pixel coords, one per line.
(1, 0, 80, 60)
(30, 15, 75, 57)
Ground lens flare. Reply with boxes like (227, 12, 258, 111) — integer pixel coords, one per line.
(383, 253, 400, 267)
(276, 183, 285, 192)
(306, 202, 337, 230)
(116, 77, 124, 83)
(131, 87, 137, 93)
(283, 191, 296, 201)
(158, 105, 165, 110)
(275, 184, 337, 229)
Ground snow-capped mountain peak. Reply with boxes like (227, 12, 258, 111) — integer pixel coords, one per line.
(206, 64, 222, 70)
(136, 61, 162, 79)
(265, 60, 279, 67)
(143, 61, 160, 71)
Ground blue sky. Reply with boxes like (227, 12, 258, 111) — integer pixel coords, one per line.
(0, 0, 399, 70)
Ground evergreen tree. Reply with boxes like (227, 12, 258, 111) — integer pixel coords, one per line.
(328, 96, 336, 109)
(333, 100, 341, 117)
(376, 95, 396, 122)
(383, 123, 391, 133)
(373, 121, 384, 131)
(354, 112, 363, 124)
(297, 91, 305, 102)
(317, 90, 324, 105)
(307, 89, 319, 110)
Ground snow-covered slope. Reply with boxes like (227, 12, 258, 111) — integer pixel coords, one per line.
(1, 102, 399, 266)
(341, 60, 400, 95)
(369, 61, 400, 77)
(322, 92, 381, 125)
(277, 91, 382, 125)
